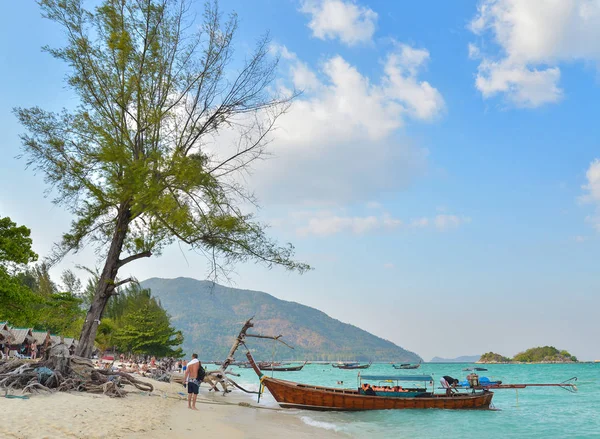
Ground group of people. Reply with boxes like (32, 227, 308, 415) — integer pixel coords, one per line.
(360, 375, 461, 397)
(0, 340, 40, 360)
(360, 383, 408, 395)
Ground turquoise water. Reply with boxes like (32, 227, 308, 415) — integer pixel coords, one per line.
(208, 362, 600, 438)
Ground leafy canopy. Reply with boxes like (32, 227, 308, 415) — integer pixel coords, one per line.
(0, 217, 39, 324)
(15, 0, 309, 277)
(108, 285, 183, 357)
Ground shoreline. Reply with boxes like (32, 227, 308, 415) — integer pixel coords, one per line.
(1, 377, 347, 439)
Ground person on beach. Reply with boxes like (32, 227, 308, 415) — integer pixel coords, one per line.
(184, 354, 202, 410)
(31, 341, 37, 360)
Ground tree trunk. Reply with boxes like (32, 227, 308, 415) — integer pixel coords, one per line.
(75, 205, 131, 358)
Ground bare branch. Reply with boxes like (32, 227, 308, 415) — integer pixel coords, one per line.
(117, 251, 152, 268)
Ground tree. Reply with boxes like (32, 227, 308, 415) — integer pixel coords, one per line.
(111, 285, 183, 357)
(16, 0, 309, 357)
(0, 217, 39, 324)
(18, 263, 85, 336)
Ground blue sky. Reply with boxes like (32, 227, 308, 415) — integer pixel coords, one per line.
(1, 0, 600, 361)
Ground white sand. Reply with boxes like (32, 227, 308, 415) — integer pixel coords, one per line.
(1, 378, 347, 439)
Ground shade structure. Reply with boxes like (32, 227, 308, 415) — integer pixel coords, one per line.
(360, 375, 433, 382)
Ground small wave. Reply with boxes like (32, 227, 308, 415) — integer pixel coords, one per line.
(301, 416, 340, 432)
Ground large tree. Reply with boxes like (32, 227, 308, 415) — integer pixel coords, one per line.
(15, 0, 309, 357)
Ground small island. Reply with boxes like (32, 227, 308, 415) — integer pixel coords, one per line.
(478, 352, 511, 363)
(478, 346, 578, 364)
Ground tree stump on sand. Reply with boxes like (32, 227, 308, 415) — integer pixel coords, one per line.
(0, 345, 153, 397)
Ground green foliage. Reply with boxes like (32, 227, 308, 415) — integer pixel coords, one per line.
(16, 0, 309, 278)
(478, 352, 511, 363)
(141, 277, 421, 362)
(0, 217, 39, 324)
(105, 285, 183, 357)
(513, 346, 577, 363)
(17, 263, 85, 336)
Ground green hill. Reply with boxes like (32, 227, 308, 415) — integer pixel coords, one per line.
(140, 277, 421, 363)
(478, 352, 511, 363)
(478, 347, 578, 363)
(513, 346, 577, 363)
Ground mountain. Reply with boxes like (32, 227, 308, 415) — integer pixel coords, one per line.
(140, 277, 421, 363)
(430, 355, 481, 363)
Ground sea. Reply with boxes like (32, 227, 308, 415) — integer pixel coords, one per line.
(204, 362, 600, 438)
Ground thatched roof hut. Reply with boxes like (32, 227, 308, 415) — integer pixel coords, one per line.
(9, 327, 35, 345)
(49, 335, 78, 349)
(0, 322, 15, 343)
(31, 330, 51, 346)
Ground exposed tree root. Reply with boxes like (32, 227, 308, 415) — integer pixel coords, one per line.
(0, 344, 153, 398)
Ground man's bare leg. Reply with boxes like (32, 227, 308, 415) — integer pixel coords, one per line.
(188, 393, 193, 409)
(191, 393, 198, 410)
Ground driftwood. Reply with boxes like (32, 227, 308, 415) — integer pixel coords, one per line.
(203, 318, 293, 395)
(0, 343, 153, 397)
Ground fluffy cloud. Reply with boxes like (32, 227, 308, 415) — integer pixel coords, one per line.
(469, 0, 600, 107)
(252, 44, 444, 204)
(300, 0, 378, 46)
(580, 159, 600, 230)
(296, 212, 401, 236)
(288, 210, 469, 236)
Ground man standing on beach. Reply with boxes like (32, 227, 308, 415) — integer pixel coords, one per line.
(184, 353, 201, 410)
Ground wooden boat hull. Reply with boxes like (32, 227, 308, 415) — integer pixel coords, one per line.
(261, 377, 493, 411)
(246, 352, 492, 411)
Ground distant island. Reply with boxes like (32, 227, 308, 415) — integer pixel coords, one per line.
(478, 346, 578, 364)
(430, 355, 481, 363)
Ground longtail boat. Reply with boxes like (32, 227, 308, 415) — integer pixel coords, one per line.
(332, 361, 372, 370)
(247, 352, 493, 410)
(393, 363, 421, 370)
(258, 361, 307, 372)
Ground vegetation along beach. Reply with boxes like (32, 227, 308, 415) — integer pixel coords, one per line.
(1, 0, 599, 438)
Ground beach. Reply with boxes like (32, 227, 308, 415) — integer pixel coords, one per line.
(1, 378, 345, 439)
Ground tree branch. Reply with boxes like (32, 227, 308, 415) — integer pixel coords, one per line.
(107, 277, 136, 294)
(117, 251, 152, 268)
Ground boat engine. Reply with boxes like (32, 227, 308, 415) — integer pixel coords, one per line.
(467, 373, 479, 388)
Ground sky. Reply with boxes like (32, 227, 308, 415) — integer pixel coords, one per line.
(1, 0, 600, 361)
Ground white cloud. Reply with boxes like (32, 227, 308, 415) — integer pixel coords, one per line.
(254, 44, 443, 204)
(468, 0, 600, 107)
(580, 159, 600, 230)
(296, 212, 401, 237)
(291, 210, 469, 236)
(383, 262, 395, 269)
(574, 235, 588, 243)
(581, 159, 600, 203)
(300, 0, 378, 46)
(410, 214, 471, 230)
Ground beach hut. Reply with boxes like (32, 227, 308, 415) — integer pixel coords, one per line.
(32, 330, 51, 347)
(0, 322, 15, 343)
(8, 327, 35, 358)
(32, 330, 53, 357)
(0, 322, 15, 358)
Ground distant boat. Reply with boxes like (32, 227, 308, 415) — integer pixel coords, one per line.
(393, 363, 421, 370)
(463, 367, 488, 371)
(332, 361, 372, 370)
(258, 361, 307, 372)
